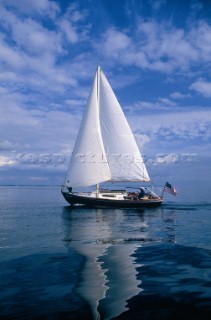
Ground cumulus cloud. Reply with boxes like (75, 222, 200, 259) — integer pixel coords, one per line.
(158, 98, 177, 107)
(0, 156, 16, 167)
(0, 1, 90, 97)
(129, 109, 211, 142)
(189, 21, 211, 62)
(0, 91, 82, 157)
(190, 78, 211, 97)
(97, 19, 211, 74)
(96, 28, 131, 59)
(125, 98, 177, 113)
(170, 92, 191, 99)
(134, 134, 150, 148)
(0, 0, 59, 16)
(12, 20, 63, 56)
(0, 34, 25, 69)
(58, 4, 89, 44)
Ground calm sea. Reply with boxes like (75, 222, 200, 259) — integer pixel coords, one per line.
(0, 185, 211, 320)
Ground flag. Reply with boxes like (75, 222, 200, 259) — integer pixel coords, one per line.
(164, 182, 177, 196)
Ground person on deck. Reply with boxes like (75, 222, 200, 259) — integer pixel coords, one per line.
(138, 188, 145, 198)
(67, 186, 72, 193)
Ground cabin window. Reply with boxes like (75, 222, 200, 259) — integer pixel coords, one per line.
(102, 195, 115, 198)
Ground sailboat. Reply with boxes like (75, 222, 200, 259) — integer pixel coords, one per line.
(61, 66, 163, 208)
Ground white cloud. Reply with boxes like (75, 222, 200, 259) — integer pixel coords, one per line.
(59, 19, 79, 44)
(0, 71, 18, 81)
(30, 176, 49, 181)
(58, 5, 89, 44)
(0, 34, 25, 69)
(0, 140, 15, 151)
(0, 2, 90, 96)
(65, 99, 86, 107)
(0, 87, 9, 94)
(189, 21, 211, 62)
(148, 0, 166, 10)
(125, 98, 177, 113)
(0, 92, 82, 156)
(190, 78, 211, 97)
(125, 101, 160, 112)
(97, 19, 211, 74)
(13, 19, 63, 56)
(0, 156, 16, 167)
(0, 6, 63, 60)
(158, 98, 177, 107)
(97, 28, 131, 59)
(129, 109, 211, 142)
(191, 0, 203, 12)
(170, 92, 191, 99)
(0, 0, 59, 16)
(134, 133, 150, 148)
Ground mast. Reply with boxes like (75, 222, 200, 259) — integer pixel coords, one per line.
(96, 65, 101, 196)
(97, 65, 100, 104)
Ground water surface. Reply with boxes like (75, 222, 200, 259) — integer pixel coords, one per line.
(0, 186, 210, 319)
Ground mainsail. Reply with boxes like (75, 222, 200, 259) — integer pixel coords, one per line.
(65, 68, 111, 188)
(65, 66, 150, 188)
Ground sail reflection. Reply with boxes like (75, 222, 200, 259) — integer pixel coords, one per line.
(62, 207, 176, 319)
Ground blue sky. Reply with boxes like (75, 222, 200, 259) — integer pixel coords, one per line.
(0, 0, 211, 186)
